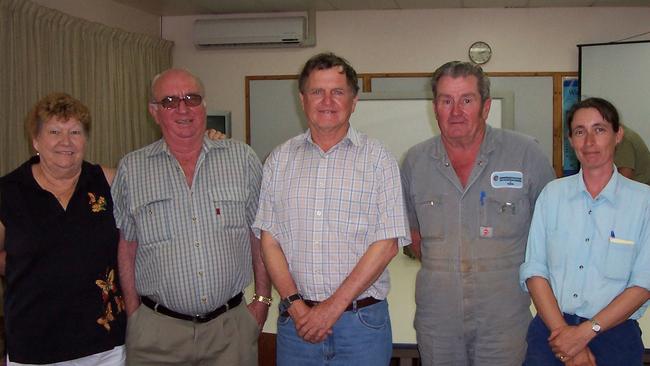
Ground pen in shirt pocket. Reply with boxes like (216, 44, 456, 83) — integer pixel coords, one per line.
(609, 230, 635, 245)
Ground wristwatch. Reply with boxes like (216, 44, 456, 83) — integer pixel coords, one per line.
(590, 318, 601, 334)
(252, 293, 272, 306)
(279, 293, 303, 314)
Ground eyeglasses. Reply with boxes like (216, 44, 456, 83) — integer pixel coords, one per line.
(152, 94, 203, 109)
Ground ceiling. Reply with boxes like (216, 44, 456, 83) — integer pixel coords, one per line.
(112, 0, 650, 16)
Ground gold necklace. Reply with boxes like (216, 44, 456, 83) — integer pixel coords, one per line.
(34, 164, 80, 207)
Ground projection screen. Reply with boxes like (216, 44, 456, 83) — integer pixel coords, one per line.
(579, 40, 650, 141)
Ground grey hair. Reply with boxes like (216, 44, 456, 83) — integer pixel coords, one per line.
(431, 61, 490, 103)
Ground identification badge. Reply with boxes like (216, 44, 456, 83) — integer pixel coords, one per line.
(480, 226, 493, 238)
(491, 171, 523, 189)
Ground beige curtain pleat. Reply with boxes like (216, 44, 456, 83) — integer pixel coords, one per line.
(0, 0, 173, 175)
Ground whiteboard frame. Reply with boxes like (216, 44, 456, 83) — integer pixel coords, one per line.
(356, 90, 515, 129)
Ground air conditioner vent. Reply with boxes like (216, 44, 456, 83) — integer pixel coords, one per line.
(194, 16, 306, 48)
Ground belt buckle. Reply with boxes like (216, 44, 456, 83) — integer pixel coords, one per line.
(351, 300, 358, 312)
(193, 314, 208, 323)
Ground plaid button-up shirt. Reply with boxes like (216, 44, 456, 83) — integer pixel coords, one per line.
(112, 137, 262, 315)
(253, 127, 410, 301)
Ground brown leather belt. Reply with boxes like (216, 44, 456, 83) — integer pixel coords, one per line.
(281, 297, 381, 317)
(142, 292, 243, 323)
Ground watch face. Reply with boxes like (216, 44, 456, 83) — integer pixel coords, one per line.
(592, 323, 601, 332)
(590, 319, 601, 333)
(469, 41, 492, 65)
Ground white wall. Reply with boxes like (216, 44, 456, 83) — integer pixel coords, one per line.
(163, 7, 650, 141)
(187, 8, 649, 340)
(31, 3, 650, 341)
(34, 0, 160, 37)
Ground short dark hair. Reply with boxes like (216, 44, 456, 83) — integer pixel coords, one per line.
(298, 52, 359, 96)
(431, 61, 490, 103)
(25, 92, 91, 139)
(566, 97, 620, 136)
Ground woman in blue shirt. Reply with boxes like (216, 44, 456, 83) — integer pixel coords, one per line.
(520, 97, 650, 366)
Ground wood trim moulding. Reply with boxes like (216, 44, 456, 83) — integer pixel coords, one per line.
(246, 75, 299, 80)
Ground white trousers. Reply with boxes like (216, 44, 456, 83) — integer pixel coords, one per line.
(7, 345, 125, 366)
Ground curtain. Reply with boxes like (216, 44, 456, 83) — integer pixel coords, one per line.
(0, 0, 173, 175)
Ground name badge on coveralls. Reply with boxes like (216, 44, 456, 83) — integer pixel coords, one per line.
(490, 171, 523, 189)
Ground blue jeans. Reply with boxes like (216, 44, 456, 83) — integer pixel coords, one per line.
(523, 314, 644, 366)
(276, 300, 393, 366)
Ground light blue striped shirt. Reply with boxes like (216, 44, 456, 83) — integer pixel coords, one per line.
(253, 127, 410, 301)
(520, 169, 650, 319)
(112, 136, 262, 315)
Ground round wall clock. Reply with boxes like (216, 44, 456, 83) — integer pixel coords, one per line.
(469, 41, 492, 65)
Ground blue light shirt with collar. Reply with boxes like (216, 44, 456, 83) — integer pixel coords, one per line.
(112, 136, 262, 315)
(520, 168, 650, 319)
(253, 127, 411, 302)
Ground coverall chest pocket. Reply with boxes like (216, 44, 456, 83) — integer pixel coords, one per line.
(481, 193, 530, 239)
(209, 189, 247, 229)
(134, 197, 172, 245)
(414, 196, 445, 241)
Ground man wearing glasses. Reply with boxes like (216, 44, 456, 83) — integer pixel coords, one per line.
(112, 68, 271, 365)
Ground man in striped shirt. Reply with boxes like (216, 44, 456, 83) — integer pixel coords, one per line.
(253, 53, 410, 365)
(113, 68, 271, 366)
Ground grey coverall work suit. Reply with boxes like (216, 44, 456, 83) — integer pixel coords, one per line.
(401, 126, 556, 366)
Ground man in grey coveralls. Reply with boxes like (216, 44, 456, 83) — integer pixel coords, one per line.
(401, 61, 556, 365)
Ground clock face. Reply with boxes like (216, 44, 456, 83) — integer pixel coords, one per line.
(469, 41, 492, 65)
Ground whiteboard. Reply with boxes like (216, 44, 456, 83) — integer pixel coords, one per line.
(247, 77, 555, 164)
(350, 94, 508, 163)
(580, 41, 650, 141)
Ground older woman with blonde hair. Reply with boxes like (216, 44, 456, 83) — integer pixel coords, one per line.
(0, 93, 126, 365)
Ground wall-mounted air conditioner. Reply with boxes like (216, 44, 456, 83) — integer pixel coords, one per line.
(194, 16, 308, 48)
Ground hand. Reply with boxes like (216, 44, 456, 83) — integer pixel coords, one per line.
(549, 323, 594, 358)
(247, 300, 269, 330)
(294, 300, 343, 343)
(206, 129, 227, 140)
(403, 244, 420, 259)
(409, 230, 422, 260)
(565, 347, 596, 366)
(287, 300, 310, 319)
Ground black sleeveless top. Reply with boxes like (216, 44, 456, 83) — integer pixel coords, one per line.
(0, 157, 126, 363)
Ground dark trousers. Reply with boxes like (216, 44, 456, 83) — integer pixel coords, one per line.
(523, 313, 644, 366)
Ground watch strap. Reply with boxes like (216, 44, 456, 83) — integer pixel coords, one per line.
(252, 293, 272, 306)
(279, 293, 303, 313)
(284, 293, 303, 303)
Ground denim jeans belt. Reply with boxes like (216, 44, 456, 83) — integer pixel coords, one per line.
(141, 292, 243, 323)
(281, 297, 380, 317)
